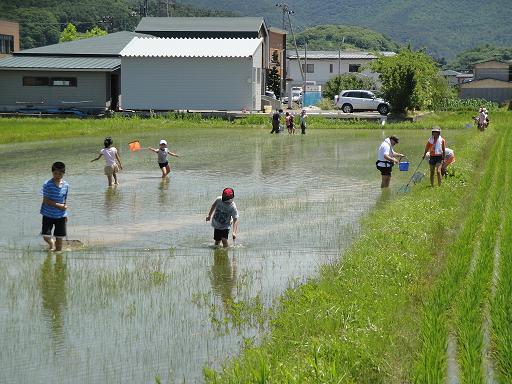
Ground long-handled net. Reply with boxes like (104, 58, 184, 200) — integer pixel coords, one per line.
(398, 157, 425, 193)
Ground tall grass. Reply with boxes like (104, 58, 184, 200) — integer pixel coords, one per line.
(454, 135, 505, 382)
(490, 127, 512, 382)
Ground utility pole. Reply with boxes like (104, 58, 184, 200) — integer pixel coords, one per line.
(303, 41, 307, 107)
(284, 6, 305, 83)
(275, 2, 290, 31)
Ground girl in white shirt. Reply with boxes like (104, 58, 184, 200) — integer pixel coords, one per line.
(91, 137, 123, 186)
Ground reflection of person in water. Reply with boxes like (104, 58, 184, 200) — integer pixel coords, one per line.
(209, 248, 237, 310)
(104, 187, 122, 220)
(40, 254, 67, 348)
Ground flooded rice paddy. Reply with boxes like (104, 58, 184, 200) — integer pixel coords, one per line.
(0, 126, 467, 382)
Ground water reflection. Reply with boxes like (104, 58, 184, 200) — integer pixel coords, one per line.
(158, 178, 170, 207)
(39, 253, 67, 351)
(104, 186, 122, 220)
(209, 248, 237, 310)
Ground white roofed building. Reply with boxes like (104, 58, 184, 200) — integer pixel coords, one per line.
(120, 37, 263, 111)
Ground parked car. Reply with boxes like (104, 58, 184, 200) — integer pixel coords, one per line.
(283, 89, 303, 104)
(335, 90, 390, 115)
(265, 90, 277, 99)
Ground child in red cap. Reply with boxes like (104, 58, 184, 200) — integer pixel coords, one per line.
(206, 188, 239, 247)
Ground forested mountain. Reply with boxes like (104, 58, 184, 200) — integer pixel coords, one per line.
(0, 0, 235, 49)
(179, 0, 512, 59)
(293, 25, 400, 52)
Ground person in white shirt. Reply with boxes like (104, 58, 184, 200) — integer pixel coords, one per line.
(376, 135, 404, 188)
(91, 137, 123, 187)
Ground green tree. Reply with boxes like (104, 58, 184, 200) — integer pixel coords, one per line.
(370, 49, 439, 113)
(266, 50, 281, 97)
(12, 8, 60, 49)
(59, 23, 107, 42)
(322, 74, 376, 101)
(59, 23, 79, 42)
(84, 26, 108, 38)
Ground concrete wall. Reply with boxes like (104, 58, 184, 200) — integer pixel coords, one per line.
(0, 70, 110, 111)
(0, 20, 20, 57)
(460, 87, 512, 103)
(121, 56, 261, 111)
(287, 58, 377, 85)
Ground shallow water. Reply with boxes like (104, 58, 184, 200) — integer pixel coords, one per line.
(0, 126, 466, 382)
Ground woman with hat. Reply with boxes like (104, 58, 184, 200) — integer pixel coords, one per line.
(423, 127, 446, 187)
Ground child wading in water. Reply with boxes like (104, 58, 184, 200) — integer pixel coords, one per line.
(40, 162, 68, 252)
(206, 188, 239, 248)
(91, 137, 123, 186)
(147, 139, 180, 178)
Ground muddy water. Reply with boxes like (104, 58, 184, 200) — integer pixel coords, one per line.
(0, 127, 452, 383)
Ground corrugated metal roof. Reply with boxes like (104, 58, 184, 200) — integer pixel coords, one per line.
(16, 31, 151, 57)
(136, 17, 264, 33)
(120, 37, 262, 58)
(441, 69, 461, 76)
(0, 56, 120, 71)
(287, 50, 396, 60)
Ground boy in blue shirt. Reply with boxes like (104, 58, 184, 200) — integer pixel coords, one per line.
(40, 162, 69, 252)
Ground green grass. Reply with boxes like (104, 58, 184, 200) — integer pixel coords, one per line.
(203, 114, 512, 382)
(0, 112, 482, 144)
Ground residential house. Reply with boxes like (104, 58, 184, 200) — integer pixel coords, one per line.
(0, 20, 20, 58)
(286, 50, 395, 88)
(120, 37, 263, 111)
(0, 32, 148, 113)
(460, 60, 512, 103)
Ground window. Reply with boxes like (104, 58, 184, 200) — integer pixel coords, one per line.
(51, 77, 77, 87)
(349, 64, 361, 73)
(346, 91, 363, 98)
(23, 77, 50, 86)
(329, 64, 334, 73)
(301, 63, 314, 73)
(0, 34, 14, 54)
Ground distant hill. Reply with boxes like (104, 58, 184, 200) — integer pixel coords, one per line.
(447, 45, 512, 70)
(293, 25, 400, 52)
(0, 0, 236, 49)
(178, 0, 512, 59)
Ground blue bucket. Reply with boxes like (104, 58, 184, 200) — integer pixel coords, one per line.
(399, 161, 410, 171)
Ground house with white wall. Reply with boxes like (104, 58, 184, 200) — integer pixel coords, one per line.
(287, 50, 395, 87)
(120, 37, 263, 111)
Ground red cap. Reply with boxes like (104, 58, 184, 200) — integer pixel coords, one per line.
(222, 188, 234, 201)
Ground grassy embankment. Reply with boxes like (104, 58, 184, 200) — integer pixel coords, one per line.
(203, 112, 512, 382)
(0, 112, 478, 144)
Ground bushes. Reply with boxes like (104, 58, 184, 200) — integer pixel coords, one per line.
(432, 97, 499, 112)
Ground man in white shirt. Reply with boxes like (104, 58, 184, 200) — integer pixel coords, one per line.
(376, 135, 403, 188)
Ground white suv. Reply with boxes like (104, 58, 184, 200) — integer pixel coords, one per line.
(335, 90, 390, 115)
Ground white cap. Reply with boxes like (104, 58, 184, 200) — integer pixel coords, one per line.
(159, 139, 167, 145)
